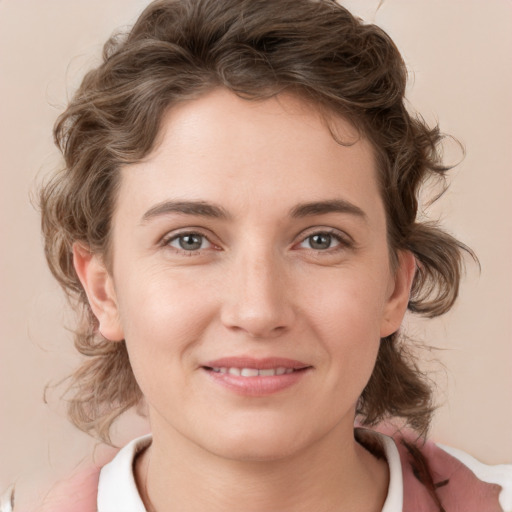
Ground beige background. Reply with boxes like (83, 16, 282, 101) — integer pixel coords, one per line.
(1, 0, 511, 502)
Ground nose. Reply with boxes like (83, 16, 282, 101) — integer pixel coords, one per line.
(220, 249, 295, 339)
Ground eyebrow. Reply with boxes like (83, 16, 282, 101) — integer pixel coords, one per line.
(140, 198, 366, 224)
(289, 199, 367, 221)
(141, 200, 231, 223)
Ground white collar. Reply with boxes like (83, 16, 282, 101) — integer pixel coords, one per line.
(379, 432, 404, 511)
(97, 431, 403, 512)
(97, 435, 150, 512)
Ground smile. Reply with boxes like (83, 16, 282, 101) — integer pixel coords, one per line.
(201, 357, 312, 396)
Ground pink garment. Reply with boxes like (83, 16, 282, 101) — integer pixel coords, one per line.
(395, 431, 503, 512)
(18, 430, 505, 511)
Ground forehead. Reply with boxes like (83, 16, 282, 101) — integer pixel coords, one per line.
(114, 88, 382, 224)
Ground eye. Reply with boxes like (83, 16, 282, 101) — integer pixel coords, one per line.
(167, 233, 212, 252)
(298, 231, 346, 251)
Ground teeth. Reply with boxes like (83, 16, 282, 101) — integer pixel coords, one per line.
(210, 366, 297, 377)
(240, 368, 259, 377)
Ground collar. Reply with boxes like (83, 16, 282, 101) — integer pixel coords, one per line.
(97, 431, 403, 511)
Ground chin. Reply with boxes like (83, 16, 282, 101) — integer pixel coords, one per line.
(199, 420, 317, 463)
(212, 437, 301, 462)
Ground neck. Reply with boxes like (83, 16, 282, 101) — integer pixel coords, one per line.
(135, 423, 389, 512)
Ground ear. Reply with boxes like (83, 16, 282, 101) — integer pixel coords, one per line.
(380, 250, 416, 338)
(72, 243, 124, 342)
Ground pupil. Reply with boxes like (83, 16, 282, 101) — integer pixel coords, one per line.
(310, 234, 331, 250)
(179, 235, 202, 250)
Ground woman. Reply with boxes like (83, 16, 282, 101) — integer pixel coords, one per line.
(2, 0, 511, 510)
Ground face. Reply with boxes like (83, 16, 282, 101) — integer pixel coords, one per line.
(76, 89, 414, 461)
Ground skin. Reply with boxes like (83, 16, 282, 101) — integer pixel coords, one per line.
(74, 89, 416, 511)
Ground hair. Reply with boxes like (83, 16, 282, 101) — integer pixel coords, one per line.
(41, 0, 473, 446)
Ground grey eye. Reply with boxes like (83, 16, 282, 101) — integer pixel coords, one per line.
(306, 233, 336, 250)
(170, 233, 207, 251)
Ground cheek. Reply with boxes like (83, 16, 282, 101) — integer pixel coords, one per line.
(117, 261, 212, 328)
(304, 265, 390, 337)
(113, 268, 217, 377)
(303, 268, 388, 386)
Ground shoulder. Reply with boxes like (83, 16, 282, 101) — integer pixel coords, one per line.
(1, 467, 101, 512)
(391, 429, 512, 512)
(2, 435, 149, 512)
(1, 448, 117, 512)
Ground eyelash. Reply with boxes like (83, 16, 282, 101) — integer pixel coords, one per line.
(161, 228, 353, 256)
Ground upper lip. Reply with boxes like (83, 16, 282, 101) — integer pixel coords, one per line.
(202, 357, 311, 370)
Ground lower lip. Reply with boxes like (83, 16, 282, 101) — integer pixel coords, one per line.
(202, 368, 311, 396)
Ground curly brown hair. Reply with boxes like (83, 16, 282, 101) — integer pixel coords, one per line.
(41, 0, 472, 445)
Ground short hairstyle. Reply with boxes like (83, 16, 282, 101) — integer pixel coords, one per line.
(41, 0, 472, 444)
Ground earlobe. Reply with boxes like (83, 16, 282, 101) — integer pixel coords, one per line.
(72, 243, 124, 342)
(380, 250, 416, 338)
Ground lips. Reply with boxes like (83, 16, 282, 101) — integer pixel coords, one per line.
(201, 357, 312, 396)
